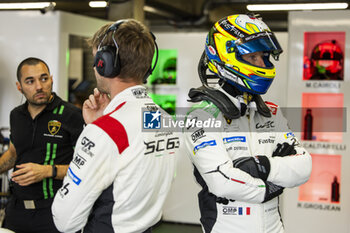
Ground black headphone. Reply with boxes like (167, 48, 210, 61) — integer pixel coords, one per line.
(93, 20, 159, 83)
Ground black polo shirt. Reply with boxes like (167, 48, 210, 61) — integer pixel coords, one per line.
(9, 93, 84, 200)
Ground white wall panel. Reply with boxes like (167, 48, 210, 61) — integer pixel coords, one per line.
(0, 11, 59, 129)
(282, 10, 350, 233)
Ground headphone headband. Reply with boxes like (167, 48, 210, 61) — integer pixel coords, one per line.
(107, 20, 126, 33)
(97, 20, 126, 51)
(146, 32, 159, 82)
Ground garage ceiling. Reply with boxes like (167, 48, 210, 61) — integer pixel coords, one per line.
(1, 0, 349, 31)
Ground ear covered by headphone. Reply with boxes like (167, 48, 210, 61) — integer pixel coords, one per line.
(93, 20, 159, 83)
(94, 45, 121, 78)
(93, 20, 123, 78)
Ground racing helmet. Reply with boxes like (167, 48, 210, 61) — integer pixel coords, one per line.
(205, 14, 283, 94)
(310, 40, 343, 77)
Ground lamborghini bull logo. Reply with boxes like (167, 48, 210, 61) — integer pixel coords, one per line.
(48, 120, 61, 135)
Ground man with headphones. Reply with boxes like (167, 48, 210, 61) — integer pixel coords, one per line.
(0, 57, 84, 232)
(52, 19, 177, 233)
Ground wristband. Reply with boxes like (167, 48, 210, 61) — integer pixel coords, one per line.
(52, 165, 57, 178)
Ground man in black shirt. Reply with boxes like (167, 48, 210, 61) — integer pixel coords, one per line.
(0, 57, 84, 233)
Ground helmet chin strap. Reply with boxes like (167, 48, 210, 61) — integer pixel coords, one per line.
(220, 80, 251, 116)
(219, 77, 271, 117)
(240, 92, 253, 116)
(243, 92, 253, 104)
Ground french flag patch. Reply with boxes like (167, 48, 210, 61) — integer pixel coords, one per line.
(238, 207, 251, 215)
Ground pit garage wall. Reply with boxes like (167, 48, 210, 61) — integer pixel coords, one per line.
(0, 11, 107, 130)
(157, 32, 289, 223)
(282, 10, 350, 233)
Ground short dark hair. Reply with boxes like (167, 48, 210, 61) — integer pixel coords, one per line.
(16, 57, 50, 82)
(88, 19, 155, 83)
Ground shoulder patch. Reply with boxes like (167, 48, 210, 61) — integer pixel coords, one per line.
(93, 102, 129, 154)
(264, 101, 278, 115)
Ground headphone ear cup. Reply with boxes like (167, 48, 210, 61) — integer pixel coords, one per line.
(94, 51, 105, 76)
(94, 46, 120, 78)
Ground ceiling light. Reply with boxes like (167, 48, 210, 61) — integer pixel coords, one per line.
(247, 3, 348, 11)
(0, 2, 55, 9)
(89, 1, 108, 8)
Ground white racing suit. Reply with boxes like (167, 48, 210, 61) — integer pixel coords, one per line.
(184, 87, 312, 233)
(52, 86, 177, 233)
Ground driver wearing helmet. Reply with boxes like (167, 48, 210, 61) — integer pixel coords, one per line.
(184, 14, 312, 233)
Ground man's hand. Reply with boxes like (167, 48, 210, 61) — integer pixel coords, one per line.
(272, 142, 296, 157)
(11, 163, 51, 186)
(83, 88, 111, 124)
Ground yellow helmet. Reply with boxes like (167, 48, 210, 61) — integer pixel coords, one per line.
(205, 14, 282, 94)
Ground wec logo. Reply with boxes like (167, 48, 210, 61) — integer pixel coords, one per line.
(256, 121, 275, 129)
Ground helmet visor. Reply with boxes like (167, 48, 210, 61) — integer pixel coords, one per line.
(229, 32, 283, 60)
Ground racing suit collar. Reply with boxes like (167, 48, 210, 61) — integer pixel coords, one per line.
(103, 85, 146, 115)
(220, 86, 258, 116)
